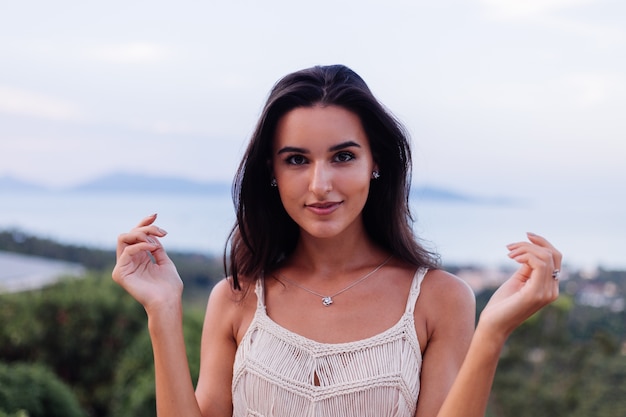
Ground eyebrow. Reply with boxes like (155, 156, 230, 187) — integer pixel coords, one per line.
(276, 141, 362, 155)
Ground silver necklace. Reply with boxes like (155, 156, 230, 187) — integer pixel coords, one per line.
(278, 255, 393, 306)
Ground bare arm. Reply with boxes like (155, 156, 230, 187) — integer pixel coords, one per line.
(149, 299, 203, 416)
(415, 271, 476, 417)
(436, 233, 561, 417)
(112, 214, 202, 417)
(195, 279, 243, 416)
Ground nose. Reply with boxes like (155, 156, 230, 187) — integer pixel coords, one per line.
(309, 162, 332, 196)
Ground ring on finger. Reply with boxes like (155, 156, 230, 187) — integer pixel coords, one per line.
(552, 269, 560, 280)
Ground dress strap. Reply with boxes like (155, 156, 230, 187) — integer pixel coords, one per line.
(254, 277, 266, 309)
(405, 267, 428, 314)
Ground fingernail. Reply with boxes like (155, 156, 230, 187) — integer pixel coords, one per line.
(157, 227, 168, 235)
(527, 232, 537, 236)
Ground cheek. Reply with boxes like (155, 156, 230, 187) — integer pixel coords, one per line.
(275, 177, 302, 207)
(341, 171, 372, 192)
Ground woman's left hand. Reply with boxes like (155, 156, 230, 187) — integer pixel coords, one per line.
(478, 232, 562, 340)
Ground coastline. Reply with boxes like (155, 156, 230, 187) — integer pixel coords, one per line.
(0, 251, 85, 293)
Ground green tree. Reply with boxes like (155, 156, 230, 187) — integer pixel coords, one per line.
(0, 274, 146, 417)
(0, 362, 85, 417)
(109, 307, 204, 416)
(485, 293, 626, 417)
(0, 411, 29, 417)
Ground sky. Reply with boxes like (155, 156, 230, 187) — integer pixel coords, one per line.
(1, 0, 625, 204)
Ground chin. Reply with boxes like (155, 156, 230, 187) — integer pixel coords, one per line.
(300, 225, 345, 240)
(303, 221, 362, 241)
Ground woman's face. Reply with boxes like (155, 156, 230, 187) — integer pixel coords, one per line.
(271, 105, 377, 240)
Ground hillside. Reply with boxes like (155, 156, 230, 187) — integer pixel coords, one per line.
(1, 173, 515, 204)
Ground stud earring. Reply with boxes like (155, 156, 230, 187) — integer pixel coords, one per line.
(372, 171, 380, 179)
(270, 178, 277, 187)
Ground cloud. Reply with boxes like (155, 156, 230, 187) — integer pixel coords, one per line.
(561, 73, 625, 108)
(479, 0, 594, 20)
(137, 120, 209, 136)
(479, 0, 625, 47)
(0, 86, 84, 121)
(437, 71, 625, 113)
(86, 42, 171, 64)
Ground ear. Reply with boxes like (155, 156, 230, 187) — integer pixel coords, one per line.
(372, 162, 380, 177)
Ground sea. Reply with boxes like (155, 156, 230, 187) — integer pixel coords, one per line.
(1, 190, 624, 271)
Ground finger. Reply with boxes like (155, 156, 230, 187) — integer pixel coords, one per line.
(525, 232, 553, 248)
(137, 213, 158, 227)
(112, 242, 156, 284)
(116, 215, 162, 256)
(508, 251, 559, 300)
(507, 240, 556, 280)
(526, 232, 563, 269)
(507, 234, 562, 271)
(117, 225, 167, 246)
(507, 241, 553, 261)
(118, 225, 171, 265)
(149, 243, 172, 265)
(116, 228, 162, 258)
(508, 250, 552, 279)
(117, 237, 159, 261)
(508, 250, 560, 302)
(136, 224, 168, 241)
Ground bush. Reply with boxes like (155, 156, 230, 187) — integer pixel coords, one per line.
(486, 297, 626, 417)
(0, 362, 84, 417)
(109, 307, 204, 416)
(0, 411, 29, 417)
(0, 274, 146, 417)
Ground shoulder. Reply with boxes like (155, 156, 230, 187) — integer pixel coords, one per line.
(411, 270, 476, 417)
(204, 277, 258, 343)
(197, 278, 257, 413)
(422, 269, 474, 301)
(207, 277, 258, 305)
(418, 269, 476, 329)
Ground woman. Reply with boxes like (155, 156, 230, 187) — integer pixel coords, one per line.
(113, 65, 561, 417)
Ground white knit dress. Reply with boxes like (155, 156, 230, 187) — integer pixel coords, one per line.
(231, 268, 426, 417)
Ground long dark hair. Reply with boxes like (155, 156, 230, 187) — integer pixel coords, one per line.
(225, 64, 439, 290)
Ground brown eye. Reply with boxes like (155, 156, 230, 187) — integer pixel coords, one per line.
(286, 154, 307, 165)
(334, 151, 355, 163)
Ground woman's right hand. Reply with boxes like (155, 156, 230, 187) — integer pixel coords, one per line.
(112, 213, 183, 313)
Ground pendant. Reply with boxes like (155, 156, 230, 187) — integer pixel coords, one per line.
(322, 296, 333, 306)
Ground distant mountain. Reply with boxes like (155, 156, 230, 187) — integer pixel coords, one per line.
(2, 172, 515, 205)
(0, 176, 47, 192)
(70, 173, 231, 194)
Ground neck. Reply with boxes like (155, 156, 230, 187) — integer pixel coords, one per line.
(287, 232, 386, 279)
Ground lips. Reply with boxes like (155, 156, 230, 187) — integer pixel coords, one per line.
(305, 201, 343, 215)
